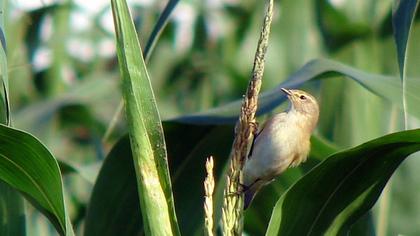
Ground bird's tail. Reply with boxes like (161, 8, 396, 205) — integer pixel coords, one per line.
(244, 188, 256, 210)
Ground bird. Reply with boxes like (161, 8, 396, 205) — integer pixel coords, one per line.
(242, 88, 319, 209)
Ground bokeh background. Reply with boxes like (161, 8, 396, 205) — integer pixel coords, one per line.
(3, 0, 420, 235)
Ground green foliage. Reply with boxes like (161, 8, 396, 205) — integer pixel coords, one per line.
(392, 0, 420, 127)
(143, 0, 180, 62)
(84, 135, 140, 236)
(174, 58, 420, 124)
(0, 124, 73, 236)
(393, 0, 419, 79)
(0, 0, 419, 235)
(0, 184, 26, 236)
(0, 4, 21, 236)
(111, 0, 180, 234)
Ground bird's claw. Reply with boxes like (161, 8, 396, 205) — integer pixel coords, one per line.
(249, 121, 259, 136)
(227, 183, 248, 196)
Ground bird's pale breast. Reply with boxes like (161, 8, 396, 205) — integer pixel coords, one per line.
(243, 112, 311, 187)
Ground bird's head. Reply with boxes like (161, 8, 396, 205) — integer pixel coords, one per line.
(281, 88, 319, 125)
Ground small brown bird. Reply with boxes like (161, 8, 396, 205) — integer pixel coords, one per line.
(242, 88, 319, 209)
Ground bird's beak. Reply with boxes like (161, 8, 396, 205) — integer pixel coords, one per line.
(281, 88, 292, 96)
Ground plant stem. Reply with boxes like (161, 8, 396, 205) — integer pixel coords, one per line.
(221, 0, 274, 235)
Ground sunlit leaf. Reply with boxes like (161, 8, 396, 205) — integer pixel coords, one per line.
(111, 0, 180, 234)
(0, 124, 73, 236)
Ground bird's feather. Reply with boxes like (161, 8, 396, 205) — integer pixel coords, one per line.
(244, 188, 256, 209)
(248, 125, 264, 159)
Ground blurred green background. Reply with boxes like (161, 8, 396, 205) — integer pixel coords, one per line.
(3, 0, 420, 235)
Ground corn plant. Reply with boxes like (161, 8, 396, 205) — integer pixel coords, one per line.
(0, 0, 419, 235)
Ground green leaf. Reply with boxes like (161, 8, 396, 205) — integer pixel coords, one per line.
(0, 183, 26, 236)
(0, 26, 9, 125)
(164, 123, 233, 235)
(348, 212, 376, 236)
(392, 0, 419, 80)
(84, 122, 233, 236)
(266, 129, 420, 236)
(392, 0, 419, 127)
(173, 58, 420, 124)
(0, 10, 22, 236)
(0, 124, 73, 236)
(316, 0, 371, 51)
(84, 136, 141, 236)
(144, 0, 180, 62)
(14, 75, 118, 133)
(310, 135, 340, 161)
(111, 0, 180, 235)
(0, 1, 10, 125)
(58, 159, 101, 184)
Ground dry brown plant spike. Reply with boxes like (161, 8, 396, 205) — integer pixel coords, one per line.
(221, 0, 274, 235)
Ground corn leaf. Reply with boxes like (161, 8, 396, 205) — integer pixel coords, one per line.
(110, 0, 180, 234)
(84, 136, 141, 236)
(392, 0, 419, 80)
(144, 0, 180, 62)
(173, 59, 420, 124)
(0, 124, 73, 236)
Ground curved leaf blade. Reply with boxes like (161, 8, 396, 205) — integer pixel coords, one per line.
(0, 124, 73, 236)
(266, 129, 420, 236)
(392, 0, 419, 127)
(0, 26, 9, 125)
(392, 0, 419, 80)
(144, 0, 179, 62)
(173, 59, 420, 124)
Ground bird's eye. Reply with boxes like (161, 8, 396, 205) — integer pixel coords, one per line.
(299, 95, 306, 100)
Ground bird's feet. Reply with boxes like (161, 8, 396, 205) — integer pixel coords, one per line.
(249, 121, 259, 136)
(226, 183, 249, 196)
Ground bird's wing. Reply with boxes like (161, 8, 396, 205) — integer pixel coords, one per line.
(248, 125, 264, 158)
